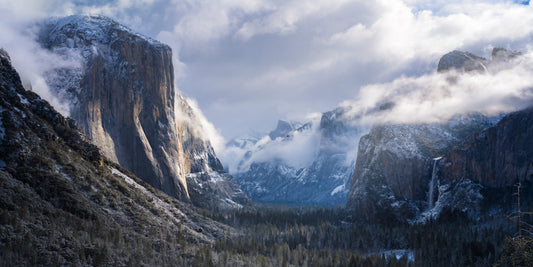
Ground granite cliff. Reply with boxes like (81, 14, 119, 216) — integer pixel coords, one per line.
(346, 116, 493, 220)
(346, 48, 524, 221)
(440, 107, 533, 187)
(37, 15, 249, 208)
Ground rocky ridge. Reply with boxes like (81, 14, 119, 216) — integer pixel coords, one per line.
(346, 116, 493, 221)
(440, 107, 533, 187)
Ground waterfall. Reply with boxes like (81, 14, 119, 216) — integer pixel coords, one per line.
(428, 157, 442, 210)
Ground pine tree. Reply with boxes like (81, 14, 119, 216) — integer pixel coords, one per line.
(495, 182, 533, 266)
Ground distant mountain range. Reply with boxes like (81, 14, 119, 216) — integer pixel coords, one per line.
(229, 47, 532, 221)
(228, 108, 365, 206)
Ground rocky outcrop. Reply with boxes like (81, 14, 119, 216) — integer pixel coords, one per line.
(440, 108, 533, 187)
(269, 120, 300, 140)
(437, 50, 488, 72)
(37, 15, 249, 207)
(437, 48, 521, 73)
(346, 116, 493, 220)
(492, 47, 521, 62)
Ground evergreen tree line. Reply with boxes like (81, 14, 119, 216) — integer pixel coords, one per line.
(206, 206, 525, 266)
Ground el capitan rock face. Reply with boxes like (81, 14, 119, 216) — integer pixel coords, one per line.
(38, 15, 249, 208)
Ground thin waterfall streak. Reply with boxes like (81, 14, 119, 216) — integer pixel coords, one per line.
(428, 157, 442, 210)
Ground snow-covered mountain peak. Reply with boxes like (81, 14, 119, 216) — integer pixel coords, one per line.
(43, 15, 165, 49)
(228, 107, 367, 205)
(268, 120, 301, 140)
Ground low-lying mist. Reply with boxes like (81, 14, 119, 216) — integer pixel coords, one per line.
(0, 17, 82, 116)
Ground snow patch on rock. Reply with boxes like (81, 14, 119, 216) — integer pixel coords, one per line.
(330, 184, 346, 196)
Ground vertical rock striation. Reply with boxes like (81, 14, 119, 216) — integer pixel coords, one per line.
(38, 15, 249, 208)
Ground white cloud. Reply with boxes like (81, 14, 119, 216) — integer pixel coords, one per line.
(184, 97, 226, 154)
(174, 0, 272, 44)
(2, 0, 533, 155)
(249, 126, 320, 168)
(0, 6, 82, 115)
(170, 0, 533, 140)
(223, 46, 533, 173)
(327, 0, 533, 65)
(341, 49, 533, 125)
(235, 0, 352, 40)
(219, 116, 322, 173)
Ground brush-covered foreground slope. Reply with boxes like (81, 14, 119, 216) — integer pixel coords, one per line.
(37, 15, 249, 209)
(0, 49, 234, 266)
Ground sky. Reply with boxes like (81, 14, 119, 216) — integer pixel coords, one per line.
(1, 0, 533, 143)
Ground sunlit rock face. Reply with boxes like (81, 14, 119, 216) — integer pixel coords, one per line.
(38, 15, 249, 208)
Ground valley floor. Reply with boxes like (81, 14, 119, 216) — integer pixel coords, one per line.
(195, 205, 524, 267)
